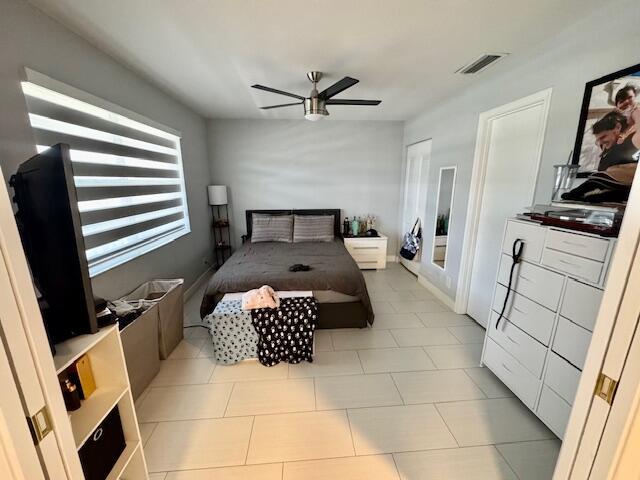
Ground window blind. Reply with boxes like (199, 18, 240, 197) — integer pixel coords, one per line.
(21, 79, 190, 277)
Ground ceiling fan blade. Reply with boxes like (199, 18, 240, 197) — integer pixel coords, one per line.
(318, 77, 359, 99)
(260, 102, 303, 110)
(325, 99, 381, 106)
(251, 84, 305, 100)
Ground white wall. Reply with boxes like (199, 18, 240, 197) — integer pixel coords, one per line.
(403, 0, 640, 300)
(208, 119, 404, 252)
(0, 0, 213, 299)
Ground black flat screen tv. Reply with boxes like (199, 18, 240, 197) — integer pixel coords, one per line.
(11, 143, 98, 344)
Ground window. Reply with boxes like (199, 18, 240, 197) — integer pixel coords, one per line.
(21, 71, 190, 277)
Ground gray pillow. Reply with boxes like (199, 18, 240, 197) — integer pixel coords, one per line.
(293, 215, 334, 243)
(251, 214, 293, 243)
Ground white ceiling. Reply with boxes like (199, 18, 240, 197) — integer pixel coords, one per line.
(28, 0, 602, 121)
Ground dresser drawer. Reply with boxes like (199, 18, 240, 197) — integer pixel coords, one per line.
(545, 229, 609, 262)
(560, 279, 603, 332)
(493, 284, 555, 345)
(545, 352, 581, 405)
(497, 255, 564, 311)
(537, 386, 571, 439)
(483, 338, 540, 409)
(349, 251, 381, 263)
(552, 317, 592, 369)
(542, 249, 603, 284)
(488, 312, 547, 378)
(503, 220, 546, 263)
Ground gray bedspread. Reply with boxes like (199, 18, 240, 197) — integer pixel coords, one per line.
(200, 240, 374, 324)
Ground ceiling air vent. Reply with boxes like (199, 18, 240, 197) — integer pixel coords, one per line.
(456, 53, 508, 74)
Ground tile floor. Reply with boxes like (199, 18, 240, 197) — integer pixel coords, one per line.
(136, 263, 561, 479)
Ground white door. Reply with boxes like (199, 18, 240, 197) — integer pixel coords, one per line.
(0, 326, 41, 480)
(552, 165, 640, 479)
(464, 90, 551, 327)
(0, 171, 83, 478)
(400, 139, 431, 273)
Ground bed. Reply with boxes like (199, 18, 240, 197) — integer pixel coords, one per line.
(200, 209, 374, 328)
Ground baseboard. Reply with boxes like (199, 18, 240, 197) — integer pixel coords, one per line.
(417, 273, 456, 311)
(184, 266, 213, 303)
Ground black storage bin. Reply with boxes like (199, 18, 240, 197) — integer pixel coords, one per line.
(78, 406, 126, 479)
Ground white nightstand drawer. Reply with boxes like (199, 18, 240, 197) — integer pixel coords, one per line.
(560, 279, 603, 332)
(537, 386, 571, 439)
(542, 248, 603, 284)
(545, 229, 609, 262)
(483, 338, 540, 409)
(497, 255, 564, 311)
(544, 352, 581, 405)
(344, 235, 387, 270)
(552, 317, 592, 369)
(349, 252, 381, 263)
(488, 311, 547, 378)
(493, 284, 555, 345)
(503, 220, 547, 263)
(346, 240, 386, 250)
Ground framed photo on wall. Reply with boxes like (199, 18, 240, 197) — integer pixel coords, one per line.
(571, 62, 640, 177)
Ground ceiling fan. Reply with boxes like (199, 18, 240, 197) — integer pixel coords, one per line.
(251, 71, 381, 121)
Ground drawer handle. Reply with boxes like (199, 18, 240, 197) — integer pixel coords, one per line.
(506, 335, 519, 345)
(353, 246, 378, 250)
(561, 240, 585, 248)
(558, 259, 579, 268)
(512, 306, 526, 315)
(502, 363, 513, 374)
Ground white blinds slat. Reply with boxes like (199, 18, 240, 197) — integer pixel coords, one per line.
(86, 219, 186, 261)
(77, 192, 183, 212)
(22, 81, 179, 142)
(74, 176, 181, 187)
(36, 146, 179, 171)
(30, 114, 177, 155)
(82, 206, 184, 236)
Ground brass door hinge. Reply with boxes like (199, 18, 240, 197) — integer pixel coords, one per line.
(595, 373, 618, 405)
(26, 405, 53, 445)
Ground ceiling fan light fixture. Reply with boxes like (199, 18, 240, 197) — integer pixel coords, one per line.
(304, 97, 328, 121)
(251, 72, 380, 119)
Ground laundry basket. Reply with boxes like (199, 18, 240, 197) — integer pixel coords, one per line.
(121, 279, 185, 359)
(120, 304, 159, 399)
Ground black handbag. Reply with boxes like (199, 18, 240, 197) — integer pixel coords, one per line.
(399, 218, 422, 260)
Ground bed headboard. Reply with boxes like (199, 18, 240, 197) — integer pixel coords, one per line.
(245, 209, 342, 239)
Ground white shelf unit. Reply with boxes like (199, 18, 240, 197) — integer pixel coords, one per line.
(54, 325, 149, 479)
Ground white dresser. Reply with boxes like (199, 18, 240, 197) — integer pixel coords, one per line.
(481, 218, 615, 439)
(344, 234, 388, 269)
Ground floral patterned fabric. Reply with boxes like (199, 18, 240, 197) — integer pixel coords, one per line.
(250, 297, 318, 367)
(205, 300, 258, 365)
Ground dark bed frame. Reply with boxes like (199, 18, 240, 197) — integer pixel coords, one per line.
(245, 209, 343, 240)
(243, 208, 368, 328)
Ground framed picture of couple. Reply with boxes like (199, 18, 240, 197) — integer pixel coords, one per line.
(572, 62, 640, 177)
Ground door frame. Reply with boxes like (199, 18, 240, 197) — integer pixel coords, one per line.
(553, 165, 640, 478)
(0, 170, 83, 478)
(399, 138, 431, 274)
(454, 88, 552, 314)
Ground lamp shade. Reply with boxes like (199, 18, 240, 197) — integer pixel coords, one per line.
(207, 185, 228, 205)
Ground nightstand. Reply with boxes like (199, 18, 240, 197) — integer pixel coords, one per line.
(344, 234, 388, 270)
